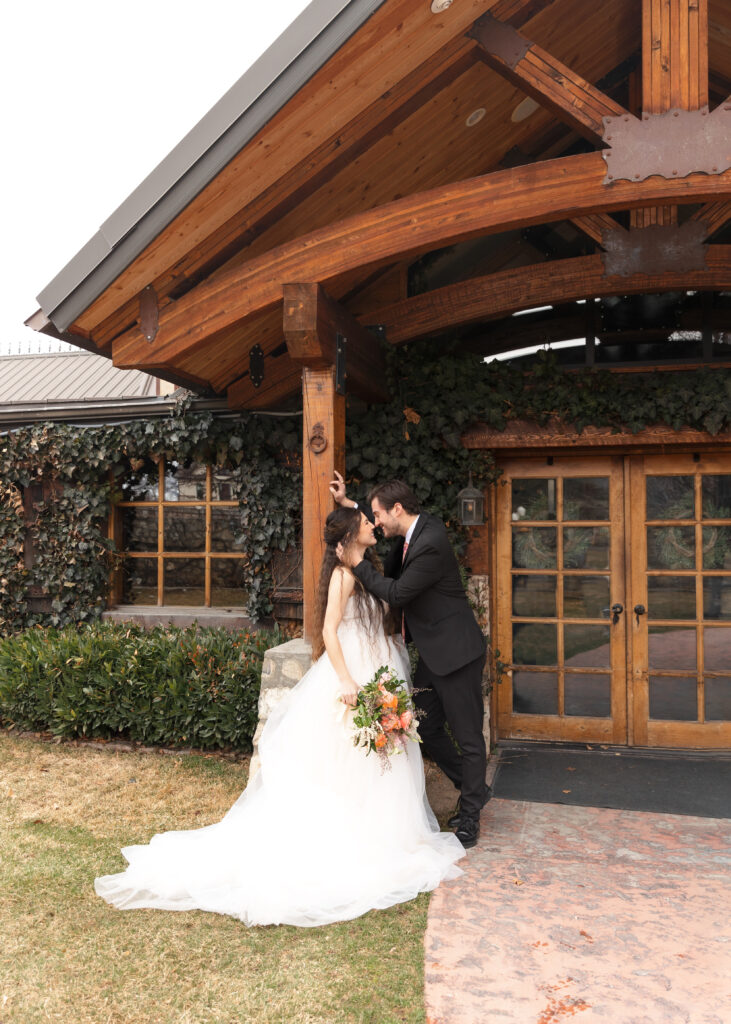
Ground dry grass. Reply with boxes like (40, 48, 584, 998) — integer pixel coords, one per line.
(0, 732, 429, 1024)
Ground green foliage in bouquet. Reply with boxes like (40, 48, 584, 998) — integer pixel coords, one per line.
(351, 665, 420, 763)
(0, 621, 279, 751)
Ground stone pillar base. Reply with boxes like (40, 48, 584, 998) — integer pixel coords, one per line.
(249, 638, 313, 779)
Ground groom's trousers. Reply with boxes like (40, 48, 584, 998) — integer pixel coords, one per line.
(413, 652, 487, 820)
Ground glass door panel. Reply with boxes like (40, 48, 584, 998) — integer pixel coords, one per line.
(630, 455, 731, 748)
(496, 458, 627, 744)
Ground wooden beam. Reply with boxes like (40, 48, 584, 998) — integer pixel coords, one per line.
(368, 249, 731, 346)
(643, 0, 708, 113)
(226, 360, 302, 412)
(571, 214, 626, 247)
(691, 201, 731, 240)
(283, 283, 389, 404)
(111, 152, 731, 373)
(87, 37, 476, 351)
(469, 12, 630, 144)
(634, 0, 709, 228)
(302, 368, 345, 642)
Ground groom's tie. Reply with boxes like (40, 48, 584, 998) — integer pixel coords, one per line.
(401, 540, 409, 641)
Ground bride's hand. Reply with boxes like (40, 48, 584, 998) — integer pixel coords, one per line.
(339, 678, 359, 707)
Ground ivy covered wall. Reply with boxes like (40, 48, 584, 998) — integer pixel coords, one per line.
(2, 345, 730, 636)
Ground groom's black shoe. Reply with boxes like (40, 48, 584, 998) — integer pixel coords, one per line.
(447, 784, 492, 829)
(454, 815, 480, 849)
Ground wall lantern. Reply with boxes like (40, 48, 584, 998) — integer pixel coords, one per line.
(457, 473, 484, 526)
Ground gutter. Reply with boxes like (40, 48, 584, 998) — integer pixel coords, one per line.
(0, 396, 302, 430)
(32, 0, 387, 334)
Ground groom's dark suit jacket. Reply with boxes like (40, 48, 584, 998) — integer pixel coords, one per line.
(353, 511, 486, 678)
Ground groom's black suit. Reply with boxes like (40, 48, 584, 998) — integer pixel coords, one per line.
(353, 512, 488, 820)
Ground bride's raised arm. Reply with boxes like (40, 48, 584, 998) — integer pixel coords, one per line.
(321, 567, 360, 708)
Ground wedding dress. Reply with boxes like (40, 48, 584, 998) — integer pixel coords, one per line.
(95, 596, 465, 927)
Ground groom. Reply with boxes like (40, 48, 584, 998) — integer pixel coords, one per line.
(329, 473, 490, 848)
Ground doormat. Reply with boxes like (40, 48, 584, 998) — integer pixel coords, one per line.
(493, 744, 731, 819)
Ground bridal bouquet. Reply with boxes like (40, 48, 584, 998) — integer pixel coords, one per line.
(351, 665, 421, 764)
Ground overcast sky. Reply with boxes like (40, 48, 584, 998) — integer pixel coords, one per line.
(1, 0, 311, 354)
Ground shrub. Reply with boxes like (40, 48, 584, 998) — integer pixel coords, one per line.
(0, 621, 281, 751)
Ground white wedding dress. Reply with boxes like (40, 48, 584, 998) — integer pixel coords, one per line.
(95, 596, 465, 927)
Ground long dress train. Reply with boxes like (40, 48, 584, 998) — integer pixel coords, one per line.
(94, 596, 465, 927)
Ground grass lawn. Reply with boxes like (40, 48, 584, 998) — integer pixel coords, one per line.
(0, 732, 430, 1024)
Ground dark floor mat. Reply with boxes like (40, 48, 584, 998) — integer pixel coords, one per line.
(493, 745, 731, 818)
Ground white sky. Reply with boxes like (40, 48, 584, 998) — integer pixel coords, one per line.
(1, 0, 311, 354)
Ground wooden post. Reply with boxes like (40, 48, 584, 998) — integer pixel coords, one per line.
(302, 367, 345, 642)
(633, 0, 709, 227)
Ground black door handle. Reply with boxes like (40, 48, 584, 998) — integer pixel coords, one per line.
(611, 603, 624, 625)
(634, 603, 646, 625)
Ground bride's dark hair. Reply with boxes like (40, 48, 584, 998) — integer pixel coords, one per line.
(311, 506, 389, 659)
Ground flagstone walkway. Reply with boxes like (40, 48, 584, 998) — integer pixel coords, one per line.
(425, 799, 730, 1024)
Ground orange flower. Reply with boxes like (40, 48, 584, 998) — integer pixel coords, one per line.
(375, 733, 388, 748)
(399, 710, 412, 729)
(380, 713, 400, 732)
(380, 691, 398, 710)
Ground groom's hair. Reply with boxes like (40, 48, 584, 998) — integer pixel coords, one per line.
(367, 480, 421, 515)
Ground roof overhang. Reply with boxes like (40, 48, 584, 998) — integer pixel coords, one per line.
(34, 0, 387, 333)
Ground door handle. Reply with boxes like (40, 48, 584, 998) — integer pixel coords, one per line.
(633, 603, 646, 625)
(611, 603, 624, 625)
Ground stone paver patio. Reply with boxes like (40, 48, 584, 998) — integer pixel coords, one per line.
(425, 799, 730, 1024)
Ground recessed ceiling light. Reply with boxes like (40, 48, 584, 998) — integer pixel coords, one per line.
(431, 0, 453, 13)
(465, 108, 486, 127)
(511, 96, 540, 123)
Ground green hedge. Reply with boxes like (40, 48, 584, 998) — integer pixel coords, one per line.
(0, 622, 280, 751)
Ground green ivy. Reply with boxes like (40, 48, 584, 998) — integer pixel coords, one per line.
(2, 347, 730, 635)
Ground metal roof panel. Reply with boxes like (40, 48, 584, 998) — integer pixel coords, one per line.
(0, 352, 158, 403)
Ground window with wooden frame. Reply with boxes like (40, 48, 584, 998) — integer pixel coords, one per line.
(110, 459, 246, 608)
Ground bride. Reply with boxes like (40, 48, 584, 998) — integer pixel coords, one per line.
(95, 507, 465, 927)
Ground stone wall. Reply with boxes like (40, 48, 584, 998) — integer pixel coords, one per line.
(249, 638, 313, 779)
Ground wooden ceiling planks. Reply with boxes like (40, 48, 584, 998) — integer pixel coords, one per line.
(88, 31, 480, 351)
(73, 0, 497, 337)
(471, 12, 629, 143)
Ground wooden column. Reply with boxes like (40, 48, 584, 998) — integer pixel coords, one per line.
(633, 0, 709, 227)
(302, 367, 345, 642)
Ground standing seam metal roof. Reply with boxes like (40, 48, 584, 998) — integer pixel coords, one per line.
(34, 0, 386, 334)
(0, 352, 158, 403)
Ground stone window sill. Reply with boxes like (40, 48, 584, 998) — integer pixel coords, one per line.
(103, 605, 256, 631)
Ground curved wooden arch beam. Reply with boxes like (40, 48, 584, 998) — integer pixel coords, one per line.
(112, 152, 731, 372)
(367, 249, 731, 346)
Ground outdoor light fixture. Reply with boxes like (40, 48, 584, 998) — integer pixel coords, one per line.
(511, 97, 540, 122)
(431, 0, 453, 13)
(457, 473, 484, 526)
(465, 108, 486, 127)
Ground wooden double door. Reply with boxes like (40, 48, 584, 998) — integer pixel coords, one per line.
(495, 453, 731, 748)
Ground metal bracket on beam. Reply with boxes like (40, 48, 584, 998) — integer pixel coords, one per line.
(602, 221, 708, 277)
(249, 344, 265, 388)
(602, 104, 731, 184)
(335, 333, 346, 395)
(139, 285, 158, 344)
(468, 12, 530, 68)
